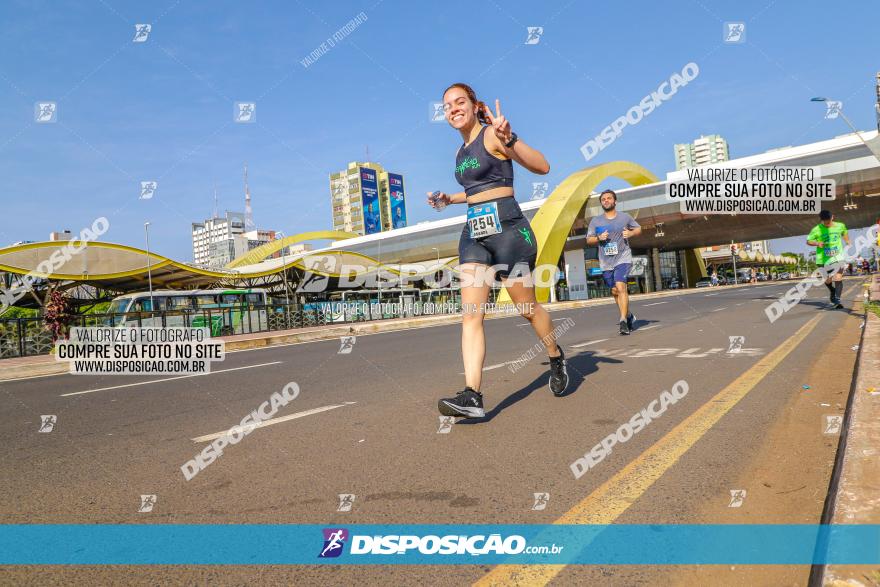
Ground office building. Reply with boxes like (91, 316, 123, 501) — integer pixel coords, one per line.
(329, 161, 407, 236)
(674, 134, 730, 169)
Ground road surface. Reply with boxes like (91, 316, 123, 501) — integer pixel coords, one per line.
(0, 279, 865, 585)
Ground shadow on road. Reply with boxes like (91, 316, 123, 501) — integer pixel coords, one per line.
(794, 300, 861, 317)
(631, 317, 657, 329)
(458, 351, 623, 424)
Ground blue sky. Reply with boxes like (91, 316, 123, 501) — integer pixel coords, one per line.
(1, 0, 877, 260)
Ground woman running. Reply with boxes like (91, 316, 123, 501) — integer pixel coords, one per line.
(429, 82, 569, 419)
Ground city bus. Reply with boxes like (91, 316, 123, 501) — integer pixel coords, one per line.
(105, 288, 269, 336)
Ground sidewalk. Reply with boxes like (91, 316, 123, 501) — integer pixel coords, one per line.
(0, 278, 828, 382)
(823, 275, 880, 586)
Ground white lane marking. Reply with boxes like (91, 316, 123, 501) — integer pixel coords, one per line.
(736, 303, 745, 307)
(482, 363, 508, 371)
(642, 302, 668, 307)
(572, 339, 609, 348)
(704, 293, 721, 297)
(60, 362, 283, 397)
(711, 307, 728, 312)
(192, 402, 357, 443)
(639, 325, 660, 331)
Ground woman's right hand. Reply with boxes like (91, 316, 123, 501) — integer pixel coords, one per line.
(426, 191, 450, 208)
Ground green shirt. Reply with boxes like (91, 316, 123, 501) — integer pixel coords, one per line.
(808, 221, 847, 265)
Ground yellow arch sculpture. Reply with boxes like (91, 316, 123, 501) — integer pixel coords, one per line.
(226, 230, 359, 268)
(499, 161, 660, 304)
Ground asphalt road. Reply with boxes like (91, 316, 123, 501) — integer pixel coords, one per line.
(0, 278, 866, 586)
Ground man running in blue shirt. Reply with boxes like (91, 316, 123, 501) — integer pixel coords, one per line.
(587, 189, 642, 335)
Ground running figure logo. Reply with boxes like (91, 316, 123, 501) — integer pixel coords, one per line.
(430, 102, 446, 123)
(140, 181, 157, 200)
(235, 102, 256, 123)
(34, 102, 57, 123)
(318, 528, 349, 558)
(133, 24, 151, 43)
(531, 492, 550, 511)
(337, 494, 355, 512)
(524, 27, 543, 45)
(138, 494, 157, 513)
(38, 415, 57, 433)
(531, 182, 549, 200)
(728, 489, 746, 508)
(437, 416, 454, 434)
(298, 256, 334, 293)
(519, 227, 534, 246)
(727, 336, 745, 354)
(823, 415, 842, 435)
(824, 101, 843, 120)
(338, 336, 356, 354)
(723, 22, 745, 43)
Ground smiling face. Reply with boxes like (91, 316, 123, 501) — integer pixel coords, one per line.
(443, 86, 479, 130)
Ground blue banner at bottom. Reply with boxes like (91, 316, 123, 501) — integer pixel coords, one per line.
(0, 525, 878, 565)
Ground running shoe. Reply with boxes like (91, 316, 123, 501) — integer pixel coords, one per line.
(548, 346, 569, 397)
(626, 312, 636, 331)
(619, 320, 631, 335)
(438, 387, 484, 418)
(834, 302, 844, 309)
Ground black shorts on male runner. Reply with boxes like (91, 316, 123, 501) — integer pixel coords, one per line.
(458, 197, 537, 279)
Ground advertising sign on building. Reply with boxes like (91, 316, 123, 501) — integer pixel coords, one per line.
(387, 173, 407, 229)
(359, 167, 381, 235)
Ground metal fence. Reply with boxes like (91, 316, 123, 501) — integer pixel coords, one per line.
(0, 297, 470, 359)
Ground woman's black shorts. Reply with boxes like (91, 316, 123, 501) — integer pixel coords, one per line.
(458, 197, 538, 279)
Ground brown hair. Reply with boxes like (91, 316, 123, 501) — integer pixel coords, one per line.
(443, 82, 490, 125)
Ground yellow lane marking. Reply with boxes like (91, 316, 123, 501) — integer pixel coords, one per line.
(474, 314, 822, 586)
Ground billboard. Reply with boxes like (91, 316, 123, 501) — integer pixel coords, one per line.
(359, 167, 381, 235)
(387, 172, 407, 229)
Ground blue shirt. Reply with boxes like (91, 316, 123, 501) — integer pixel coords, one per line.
(587, 212, 640, 270)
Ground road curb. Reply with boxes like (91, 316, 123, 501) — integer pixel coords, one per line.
(813, 275, 880, 586)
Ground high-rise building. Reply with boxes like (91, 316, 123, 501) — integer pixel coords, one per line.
(191, 211, 246, 268)
(329, 161, 407, 236)
(192, 169, 280, 268)
(674, 134, 730, 169)
(203, 229, 278, 268)
(192, 216, 278, 269)
(875, 72, 879, 131)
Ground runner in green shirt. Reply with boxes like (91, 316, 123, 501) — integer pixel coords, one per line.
(806, 210, 850, 309)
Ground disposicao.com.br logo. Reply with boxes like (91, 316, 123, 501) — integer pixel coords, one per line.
(318, 528, 563, 558)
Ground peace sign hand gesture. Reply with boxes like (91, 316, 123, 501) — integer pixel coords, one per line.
(483, 99, 512, 145)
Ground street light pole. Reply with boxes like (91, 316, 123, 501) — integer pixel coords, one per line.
(811, 97, 880, 164)
(144, 222, 154, 310)
(731, 242, 738, 285)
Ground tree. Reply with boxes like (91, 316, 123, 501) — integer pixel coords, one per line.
(43, 290, 73, 342)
